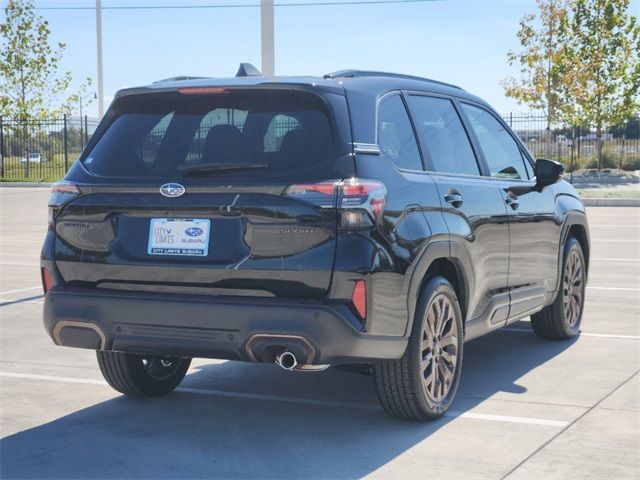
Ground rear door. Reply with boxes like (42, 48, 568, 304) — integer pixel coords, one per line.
(55, 88, 353, 298)
(405, 94, 511, 328)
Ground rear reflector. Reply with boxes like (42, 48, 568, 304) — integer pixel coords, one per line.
(351, 280, 367, 320)
(178, 87, 228, 95)
(41, 267, 54, 293)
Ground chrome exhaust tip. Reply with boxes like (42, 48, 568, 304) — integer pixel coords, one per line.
(275, 351, 298, 371)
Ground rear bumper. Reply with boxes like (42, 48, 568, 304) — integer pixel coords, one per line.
(43, 286, 407, 364)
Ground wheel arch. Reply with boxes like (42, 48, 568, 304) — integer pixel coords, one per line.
(406, 241, 473, 337)
(550, 209, 590, 302)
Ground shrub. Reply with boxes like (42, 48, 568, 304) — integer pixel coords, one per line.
(620, 157, 640, 171)
(584, 152, 617, 170)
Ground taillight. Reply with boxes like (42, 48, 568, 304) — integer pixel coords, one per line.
(351, 280, 367, 320)
(284, 178, 387, 230)
(284, 181, 337, 209)
(48, 181, 80, 229)
(41, 267, 54, 293)
(338, 178, 386, 230)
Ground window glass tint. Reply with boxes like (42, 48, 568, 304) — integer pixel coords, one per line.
(378, 95, 422, 171)
(461, 104, 530, 180)
(83, 90, 337, 179)
(407, 96, 479, 176)
(185, 109, 248, 163)
(264, 114, 301, 152)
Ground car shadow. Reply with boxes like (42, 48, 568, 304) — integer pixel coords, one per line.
(0, 325, 577, 479)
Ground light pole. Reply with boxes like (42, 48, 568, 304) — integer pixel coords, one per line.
(261, 0, 274, 76)
(79, 92, 97, 148)
(96, 0, 104, 118)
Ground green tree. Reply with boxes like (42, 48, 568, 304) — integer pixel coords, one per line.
(502, 0, 572, 130)
(0, 0, 90, 176)
(564, 0, 640, 170)
(0, 0, 75, 119)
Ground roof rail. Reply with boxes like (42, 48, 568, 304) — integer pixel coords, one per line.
(323, 69, 463, 90)
(153, 76, 209, 84)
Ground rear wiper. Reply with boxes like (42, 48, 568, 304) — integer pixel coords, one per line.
(179, 163, 269, 175)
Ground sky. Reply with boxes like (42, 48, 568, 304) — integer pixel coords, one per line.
(3, 0, 638, 118)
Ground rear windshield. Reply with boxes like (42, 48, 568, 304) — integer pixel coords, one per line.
(82, 89, 341, 179)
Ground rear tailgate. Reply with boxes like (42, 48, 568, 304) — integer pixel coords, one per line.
(54, 86, 353, 298)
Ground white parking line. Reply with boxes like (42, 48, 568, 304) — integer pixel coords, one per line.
(587, 286, 640, 291)
(503, 328, 640, 340)
(0, 298, 44, 306)
(0, 262, 40, 267)
(588, 224, 638, 227)
(0, 371, 568, 427)
(591, 239, 639, 242)
(0, 371, 106, 385)
(591, 258, 640, 262)
(0, 286, 41, 296)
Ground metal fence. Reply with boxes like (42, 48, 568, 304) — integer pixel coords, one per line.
(503, 113, 640, 172)
(1, 113, 638, 182)
(0, 116, 99, 181)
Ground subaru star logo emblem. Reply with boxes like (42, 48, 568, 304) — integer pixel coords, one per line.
(185, 227, 203, 237)
(159, 183, 185, 198)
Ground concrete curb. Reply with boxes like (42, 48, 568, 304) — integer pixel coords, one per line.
(0, 182, 51, 188)
(582, 198, 640, 207)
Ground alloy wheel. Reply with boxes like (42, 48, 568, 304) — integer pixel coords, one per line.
(421, 293, 459, 402)
(563, 249, 584, 327)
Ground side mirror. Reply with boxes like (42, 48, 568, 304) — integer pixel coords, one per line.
(535, 159, 564, 189)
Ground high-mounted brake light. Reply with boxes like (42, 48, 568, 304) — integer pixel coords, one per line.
(48, 181, 81, 229)
(351, 280, 367, 320)
(178, 87, 228, 95)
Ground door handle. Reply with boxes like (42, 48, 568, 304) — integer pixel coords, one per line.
(505, 196, 519, 210)
(444, 192, 464, 208)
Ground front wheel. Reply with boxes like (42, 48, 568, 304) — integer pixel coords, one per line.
(374, 276, 464, 421)
(96, 351, 191, 397)
(531, 237, 586, 340)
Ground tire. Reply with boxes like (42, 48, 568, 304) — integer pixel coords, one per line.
(96, 351, 191, 397)
(374, 276, 464, 421)
(531, 237, 586, 340)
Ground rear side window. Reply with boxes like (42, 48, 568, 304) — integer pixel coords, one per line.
(461, 104, 530, 180)
(407, 95, 479, 176)
(378, 94, 423, 171)
(83, 90, 340, 179)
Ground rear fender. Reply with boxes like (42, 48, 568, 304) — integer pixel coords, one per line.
(404, 240, 474, 337)
(551, 201, 590, 304)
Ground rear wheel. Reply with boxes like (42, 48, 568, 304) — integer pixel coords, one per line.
(96, 351, 191, 397)
(374, 276, 464, 421)
(531, 237, 586, 340)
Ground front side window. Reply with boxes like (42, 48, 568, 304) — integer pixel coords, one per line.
(461, 104, 530, 180)
(407, 95, 479, 176)
(378, 94, 423, 171)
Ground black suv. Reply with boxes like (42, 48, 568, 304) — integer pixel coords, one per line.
(42, 66, 589, 421)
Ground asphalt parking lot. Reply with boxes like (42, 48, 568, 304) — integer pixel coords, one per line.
(0, 186, 638, 480)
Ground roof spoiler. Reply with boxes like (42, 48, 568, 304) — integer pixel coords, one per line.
(236, 63, 262, 77)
